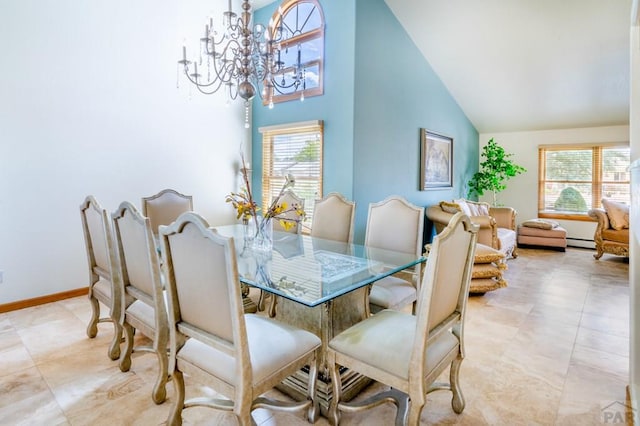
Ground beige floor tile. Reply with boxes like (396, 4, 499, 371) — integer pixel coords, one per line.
(0, 247, 631, 425)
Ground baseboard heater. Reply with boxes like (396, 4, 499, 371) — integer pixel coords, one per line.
(566, 237, 596, 249)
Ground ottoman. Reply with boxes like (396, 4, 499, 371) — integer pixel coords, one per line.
(517, 219, 567, 251)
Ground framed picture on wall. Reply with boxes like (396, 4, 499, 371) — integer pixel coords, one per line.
(420, 129, 453, 190)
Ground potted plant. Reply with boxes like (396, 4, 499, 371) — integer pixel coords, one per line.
(467, 138, 526, 206)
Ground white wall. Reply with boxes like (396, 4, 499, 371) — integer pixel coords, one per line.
(629, 0, 640, 418)
(0, 0, 250, 304)
(479, 125, 630, 243)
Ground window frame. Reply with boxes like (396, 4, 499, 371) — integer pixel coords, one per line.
(265, 0, 325, 105)
(260, 120, 324, 233)
(538, 142, 630, 221)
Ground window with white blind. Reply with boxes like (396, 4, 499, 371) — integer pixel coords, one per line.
(538, 143, 630, 220)
(260, 120, 323, 231)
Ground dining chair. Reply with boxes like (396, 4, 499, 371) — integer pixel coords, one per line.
(79, 195, 123, 360)
(310, 192, 355, 243)
(141, 189, 193, 237)
(327, 212, 478, 425)
(112, 201, 169, 404)
(260, 189, 306, 313)
(160, 212, 321, 426)
(364, 196, 425, 314)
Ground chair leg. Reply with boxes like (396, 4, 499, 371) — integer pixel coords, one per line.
(268, 295, 277, 318)
(450, 355, 465, 414)
(119, 323, 134, 372)
(108, 320, 122, 361)
(167, 370, 185, 426)
(328, 352, 342, 426)
(306, 353, 319, 423)
(407, 400, 424, 426)
(257, 289, 268, 311)
(87, 295, 99, 338)
(594, 245, 604, 259)
(152, 341, 169, 404)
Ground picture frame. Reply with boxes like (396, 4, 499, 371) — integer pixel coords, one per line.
(420, 129, 453, 190)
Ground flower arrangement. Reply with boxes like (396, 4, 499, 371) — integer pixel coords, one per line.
(226, 155, 305, 241)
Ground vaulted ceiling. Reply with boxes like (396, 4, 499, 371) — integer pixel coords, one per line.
(256, 0, 633, 134)
(384, 0, 632, 133)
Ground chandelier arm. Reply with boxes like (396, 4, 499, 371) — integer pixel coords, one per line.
(182, 65, 237, 97)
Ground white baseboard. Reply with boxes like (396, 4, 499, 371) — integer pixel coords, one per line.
(566, 238, 596, 249)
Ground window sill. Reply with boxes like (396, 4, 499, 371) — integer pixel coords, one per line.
(538, 212, 596, 222)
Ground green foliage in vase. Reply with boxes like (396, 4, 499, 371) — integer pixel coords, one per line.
(467, 138, 526, 206)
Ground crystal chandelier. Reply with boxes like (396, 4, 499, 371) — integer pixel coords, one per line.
(177, 0, 307, 128)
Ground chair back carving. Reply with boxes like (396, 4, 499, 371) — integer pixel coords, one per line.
(365, 196, 425, 294)
(161, 212, 321, 424)
(112, 201, 167, 332)
(311, 192, 355, 243)
(161, 212, 245, 357)
(417, 213, 478, 344)
(365, 196, 424, 255)
(79, 195, 123, 360)
(112, 201, 169, 403)
(327, 212, 477, 425)
(142, 189, 193, 236)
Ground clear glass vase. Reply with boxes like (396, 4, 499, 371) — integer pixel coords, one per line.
(252, 217, 273, 252)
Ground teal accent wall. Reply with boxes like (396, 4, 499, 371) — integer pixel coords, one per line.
(252, 0, 357, 204)
(254, 0, 478, 244)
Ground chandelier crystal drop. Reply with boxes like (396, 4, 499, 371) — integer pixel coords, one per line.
(177, 0, 308, 127)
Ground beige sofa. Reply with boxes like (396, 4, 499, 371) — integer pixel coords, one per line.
(588, 208, 629, 259)
(426, 199, 518, 259)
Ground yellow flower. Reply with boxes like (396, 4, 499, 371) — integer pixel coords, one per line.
(279, 220, 296, 231)
(225, 153, 306, 232)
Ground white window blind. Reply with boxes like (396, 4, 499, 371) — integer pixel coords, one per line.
(538, 143, 630, 219)
(260, 120, 323, 231)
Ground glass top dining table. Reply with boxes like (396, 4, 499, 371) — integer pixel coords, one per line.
(215, 224, 426, 307)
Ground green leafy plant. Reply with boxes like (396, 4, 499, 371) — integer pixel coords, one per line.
(467, 138, 526, 206)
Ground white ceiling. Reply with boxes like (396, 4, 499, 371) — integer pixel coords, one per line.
(385, 0, 632, 133)
(255, 0, 633, 133)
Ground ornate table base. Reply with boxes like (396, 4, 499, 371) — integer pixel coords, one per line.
(272, 287, 371, 415)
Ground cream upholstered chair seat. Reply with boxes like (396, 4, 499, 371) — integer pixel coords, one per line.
(112, 201, 169, 404)
(79, 195, 123, 361)
(161, 212, 321, 425)
(329, 310, 459, 381)
(328, 213, 478, 425)
(365, 196, 425, 314)
(368, 276, 417, 313)
(176, 314, 320, 387)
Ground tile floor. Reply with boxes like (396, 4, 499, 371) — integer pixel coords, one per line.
(0, 247, 631, 425)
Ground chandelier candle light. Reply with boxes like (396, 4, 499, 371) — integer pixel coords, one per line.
(177, 0, 308, 128)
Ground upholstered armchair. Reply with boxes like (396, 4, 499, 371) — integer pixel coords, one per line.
(588, 207, 629, 259)
(426, 199, 518, 258)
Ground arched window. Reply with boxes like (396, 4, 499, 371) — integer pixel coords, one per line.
(266, 0, 324, 104)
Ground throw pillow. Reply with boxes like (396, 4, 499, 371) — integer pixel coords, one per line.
(474, 243, 506, 264)
(521, 218, 559, 230)
(466, 200, 490, 216)
(472, 263, 503, 279)
(452, 199, 473, 217)
(601, 198, 629, 231)
(440, 201, 462, 214)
